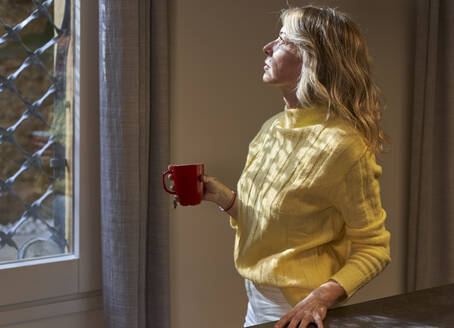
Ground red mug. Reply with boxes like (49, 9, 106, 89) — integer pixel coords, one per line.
(162, 163, 204, 206)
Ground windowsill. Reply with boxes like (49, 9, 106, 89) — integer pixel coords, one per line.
(0, 254, 78, 271)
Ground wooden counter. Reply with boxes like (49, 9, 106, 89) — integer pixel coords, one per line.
(249, 283, 454, 327)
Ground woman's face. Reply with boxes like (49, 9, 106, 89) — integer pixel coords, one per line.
(262, 28, 302, 90)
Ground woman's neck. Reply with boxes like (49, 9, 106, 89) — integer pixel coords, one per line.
(282, 88, 301, 109)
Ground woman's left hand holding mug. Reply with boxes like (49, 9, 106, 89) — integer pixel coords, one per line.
(199, 174, 226, 203)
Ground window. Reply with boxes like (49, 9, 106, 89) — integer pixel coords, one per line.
(0, 0, 102, 321)
(0, 0, 74, 264)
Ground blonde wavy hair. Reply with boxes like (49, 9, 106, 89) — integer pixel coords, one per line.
(280, 5, 391, 154)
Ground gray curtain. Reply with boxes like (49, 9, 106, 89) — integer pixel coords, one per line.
(99, 0, 170, 327)
(406, 0, 454, 291)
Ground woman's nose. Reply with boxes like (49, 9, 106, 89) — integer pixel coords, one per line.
(263, 41, 273, 55)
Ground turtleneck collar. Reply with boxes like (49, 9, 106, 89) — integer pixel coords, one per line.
(278, 104, 331, 129)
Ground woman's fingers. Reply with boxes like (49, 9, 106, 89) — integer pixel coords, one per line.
(276, 306, 326, 328)
(297, 316, 313, 328)
(167, 165, 173, 180)
(313, 314, 324, 328)
(274, 311, 294, 328)
(286, 315, 303, 328)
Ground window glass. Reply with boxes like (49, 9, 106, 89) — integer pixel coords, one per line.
(0, 0, 74, 264)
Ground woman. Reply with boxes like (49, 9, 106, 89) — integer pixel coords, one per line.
(174, 5, 391, 328)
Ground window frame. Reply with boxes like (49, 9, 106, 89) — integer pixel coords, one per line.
(0, 0, 102, 321)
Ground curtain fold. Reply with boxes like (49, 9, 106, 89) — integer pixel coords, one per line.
(99, 0, 170, 327)
(146, 0, 171, 327)
(406, 0, 454, 291)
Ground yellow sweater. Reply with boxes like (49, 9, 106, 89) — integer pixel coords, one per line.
(229, 104, 391, 307)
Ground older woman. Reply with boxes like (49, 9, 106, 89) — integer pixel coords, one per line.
(178, 5, 391, 328)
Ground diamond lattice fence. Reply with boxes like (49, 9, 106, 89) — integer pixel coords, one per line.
(0, 0, 71, 262)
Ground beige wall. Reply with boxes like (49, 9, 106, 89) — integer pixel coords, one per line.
(169, 1, 415, 327)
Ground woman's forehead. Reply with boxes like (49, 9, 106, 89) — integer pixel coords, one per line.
(279, 24, 294, 36)
(279, 28, 289, 38)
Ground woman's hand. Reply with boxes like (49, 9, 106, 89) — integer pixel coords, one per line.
(168, 165, 224, 205)
(274, 280, 346, 328)
(199, 174, 224, 203)
(274, 293, 328, 328)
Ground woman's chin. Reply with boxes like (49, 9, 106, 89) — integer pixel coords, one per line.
(262, 75, 272, 84)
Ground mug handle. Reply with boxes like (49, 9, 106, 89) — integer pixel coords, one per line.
(162, 169, 177, 195)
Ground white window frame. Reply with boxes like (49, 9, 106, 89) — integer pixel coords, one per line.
(0, 0, 102, 323)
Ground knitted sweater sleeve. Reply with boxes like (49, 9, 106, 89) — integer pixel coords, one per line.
(328, 149, 391, 299)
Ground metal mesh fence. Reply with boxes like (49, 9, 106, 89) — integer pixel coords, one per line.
(0, 0, 72, 262)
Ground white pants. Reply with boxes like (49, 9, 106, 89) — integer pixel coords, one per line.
(244, 279, 294, 327)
